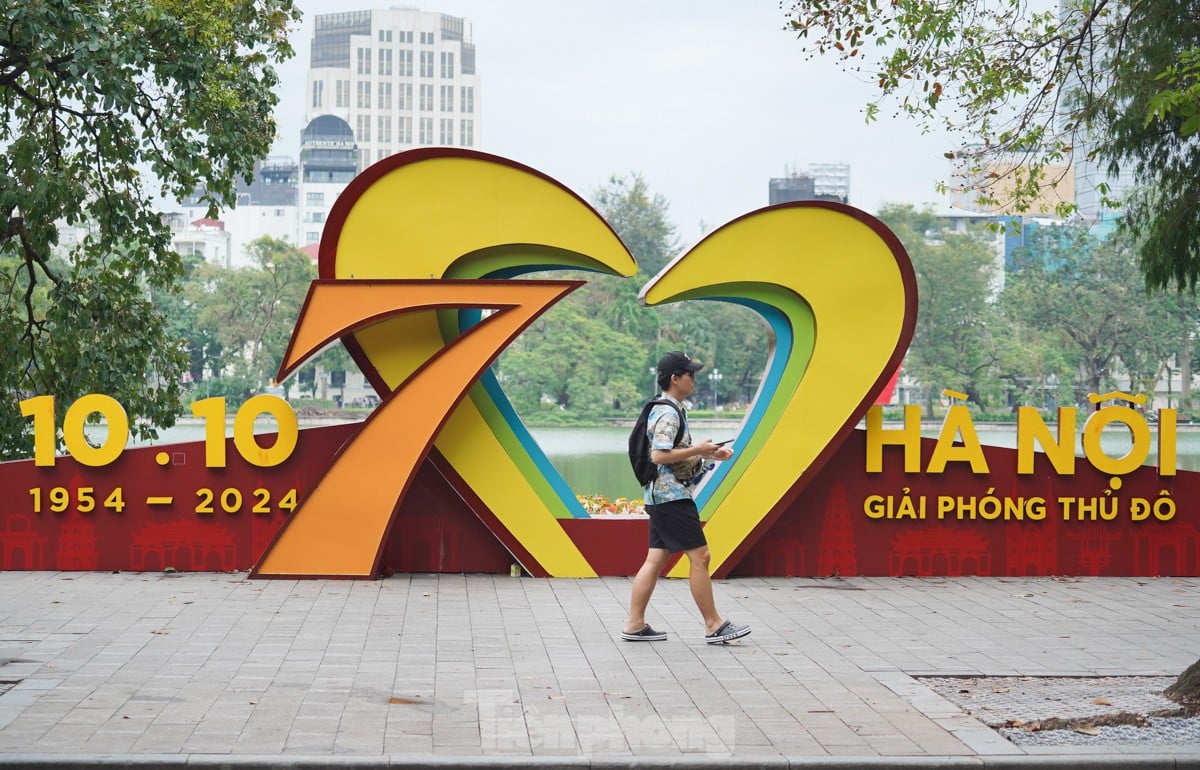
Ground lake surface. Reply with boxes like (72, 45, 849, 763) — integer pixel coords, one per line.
(109, 419, 1200, 502)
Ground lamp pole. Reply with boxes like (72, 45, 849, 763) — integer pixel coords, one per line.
(708, 368, 723, 411)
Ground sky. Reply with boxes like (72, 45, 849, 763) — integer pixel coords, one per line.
(272, 0, 958, 244)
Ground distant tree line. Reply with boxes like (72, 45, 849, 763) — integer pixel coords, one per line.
(880, 205, 1200, 417)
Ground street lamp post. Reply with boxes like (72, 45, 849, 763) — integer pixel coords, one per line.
(708, 368, 723, 411)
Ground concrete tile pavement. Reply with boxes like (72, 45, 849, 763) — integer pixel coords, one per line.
(0, 572, 1197, 768)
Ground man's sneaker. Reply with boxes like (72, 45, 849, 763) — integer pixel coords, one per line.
(705, 620, 751, 644)
(621, 624, 668, 642)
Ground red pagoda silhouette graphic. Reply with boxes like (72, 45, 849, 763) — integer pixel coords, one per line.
(52, 469, 98, 569)
(816, 480, 857, 576)
(55, 508, 98, 570)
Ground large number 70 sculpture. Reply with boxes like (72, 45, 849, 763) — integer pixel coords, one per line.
(251, 149, 915, 579)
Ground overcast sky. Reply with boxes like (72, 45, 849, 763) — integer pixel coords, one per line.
(272, 1, 957, 243)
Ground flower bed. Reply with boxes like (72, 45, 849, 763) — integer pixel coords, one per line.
(576, 494, 646, 517)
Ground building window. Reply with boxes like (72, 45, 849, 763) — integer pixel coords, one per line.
(440, 85, 454, 112)
(305, 192, 324, 206)
(378, 48, 392, 76)
(398, 116, 412, 144)
(377, 149, 388, 162)
(356, 80, 371, 108)
(335, 80, 350, 108)
(398, 83, 412, 110)
(310, 211, 325, 223)
(306, 231, 320, 243)
(378, 29, 392, 43)
(420, 31, 434, 45)
(398, 49, 412, 77)
(312, 80, 324, 109)
(356, 47, 371, 75)
(399, 30, 413, 43)
(419, 84, 433, 111)
(439, 118, 453, 145)
(459, 119, 474, 146)
(356, 114, 371, 142)
(378, 82, 392, 110)
(441, 52, 455, 78)
(378, 115, 392, 144)
(460, 86, 474, 113)
(419, 50, 434, 78)
(419, 117, 432, 144)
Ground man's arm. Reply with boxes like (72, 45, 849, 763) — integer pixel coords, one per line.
(651, 441, 732, 465)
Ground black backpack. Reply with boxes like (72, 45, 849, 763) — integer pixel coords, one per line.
(628, 399, 685, 486)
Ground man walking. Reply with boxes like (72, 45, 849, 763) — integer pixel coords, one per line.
(621, 350, 751, 645)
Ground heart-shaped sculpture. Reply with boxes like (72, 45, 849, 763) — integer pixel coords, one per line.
(640, 205, 916, 578)
(251, 149, 915, 579)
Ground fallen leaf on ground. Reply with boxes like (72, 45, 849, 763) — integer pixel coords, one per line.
(1074, 725, 1101, 736)
(1091, 697, 1112, 706)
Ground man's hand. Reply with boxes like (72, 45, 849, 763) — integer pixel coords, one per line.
(695, 438, 734, 461)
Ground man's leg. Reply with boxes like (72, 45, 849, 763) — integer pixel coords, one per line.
(684, 545, 724, 633)
(624, 548, 669, 633)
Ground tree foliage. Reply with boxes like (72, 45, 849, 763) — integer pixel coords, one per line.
(1001, 224, 1191, 404)
(497, 174, 771, 423)
(169, 237, 319, 405)
(877, 205, 999, 407)
(784, 0, 1200, 290)
(0, 0, 298, 459)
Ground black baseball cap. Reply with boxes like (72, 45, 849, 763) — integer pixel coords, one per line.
(657, 351, 704, 377)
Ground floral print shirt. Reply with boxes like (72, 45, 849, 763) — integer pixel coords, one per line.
(641, 393, 693, 505)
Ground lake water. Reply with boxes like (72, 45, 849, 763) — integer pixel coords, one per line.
(108, 419, 1200, 502)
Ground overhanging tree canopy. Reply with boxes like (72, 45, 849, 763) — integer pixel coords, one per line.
(784, 0, 1200, 290)
(0, 0, 299, 459)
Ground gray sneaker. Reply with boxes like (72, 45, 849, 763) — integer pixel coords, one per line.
(705, 620, 751, 644)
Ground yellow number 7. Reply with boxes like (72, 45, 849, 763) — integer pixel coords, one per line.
(251, 278, 580, 578)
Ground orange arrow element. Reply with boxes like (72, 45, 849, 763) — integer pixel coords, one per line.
(253, 279, 582, 578)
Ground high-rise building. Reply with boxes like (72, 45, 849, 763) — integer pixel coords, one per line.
(306, 8, 481, 172)
(1056, 0, 1134, 221)
(298, 115, 358, 246)
(768, 163, 850, 205)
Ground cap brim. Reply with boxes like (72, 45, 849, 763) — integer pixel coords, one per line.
(685, 361, 704, 372)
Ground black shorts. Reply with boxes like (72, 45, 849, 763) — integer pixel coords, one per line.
(646, 498, 707, 553)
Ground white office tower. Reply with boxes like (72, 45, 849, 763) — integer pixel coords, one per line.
(299, 115, 358, 247)
(306, 7, 481, 171)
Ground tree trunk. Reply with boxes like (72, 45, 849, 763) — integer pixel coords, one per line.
(1165, 658, 1200, 704)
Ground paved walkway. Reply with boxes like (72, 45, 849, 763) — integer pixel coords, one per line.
(0, 572, 1197, 768)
